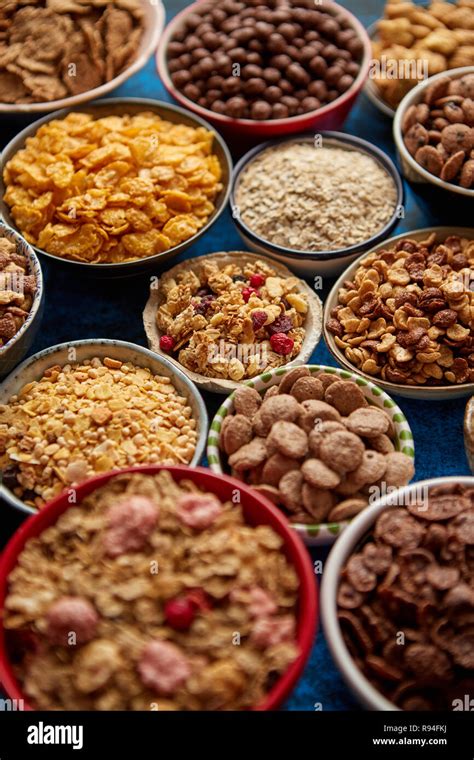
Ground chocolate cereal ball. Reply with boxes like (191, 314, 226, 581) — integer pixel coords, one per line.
(166, 0, 363, 121)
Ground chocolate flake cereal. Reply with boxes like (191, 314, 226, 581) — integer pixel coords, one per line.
(338, 483, 474, 710)
(0, 1, 144, 105)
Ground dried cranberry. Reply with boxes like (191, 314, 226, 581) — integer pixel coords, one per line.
(196, 286, 212, 297)
(270, 332, 294, 355)
(242, 287, 259, 303)
(159, 335, 175, 352)
(194, 295, 215, 315)
(251, 310, 267, 331)
(250, 273, 266, 288)
(164, 597, 195, 631)
(267, 315, 293, 336)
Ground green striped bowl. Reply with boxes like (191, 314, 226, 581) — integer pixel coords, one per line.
(207, 364, 415, 547)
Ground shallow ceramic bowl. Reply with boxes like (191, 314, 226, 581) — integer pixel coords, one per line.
(207, 363, 415, 547)
(0, 99, 232, 278)
(0, 339, 208, 515)
(156, 0, 371, 140)
(0, 464, 317, 711)
(143, 251, 324, 394)
(0, 0, 165, 114)
(230, 132, 403, 278)
(394, 67, 474, 198)
(324, 226, 474, 400)
(0, 224, 44, 379)
(321, 476, 474, 710)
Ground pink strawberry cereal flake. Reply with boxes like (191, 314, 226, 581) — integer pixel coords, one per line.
(250, 615, 296, 649)
(176, 493, 223, 530)
(102, 495, 159, 557)
(138, 640, 191, 695)
(46, 596, 99, 646)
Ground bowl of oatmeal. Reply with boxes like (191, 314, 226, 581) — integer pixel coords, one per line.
(0, 223, 43, 379)
(230, 132, 403, 277)
(0, 339, 208, 514)
(0, 465, 317, 711)
(143, 251, 323, 394)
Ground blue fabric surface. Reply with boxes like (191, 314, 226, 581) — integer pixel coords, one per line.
(0, 0, 471, 711)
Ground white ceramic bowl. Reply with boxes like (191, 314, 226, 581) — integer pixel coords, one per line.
(324, 226, 474, 400)
(321, 475, 474, 710)
(230, 132, 404, 279)
(207, 363, 415, 546)
(0, 0, 165, 115)
(0, 339, 208, 515)
(0, 224, 44, 379)
(394, 66, 474, 198)
(143, 251, 324, 394)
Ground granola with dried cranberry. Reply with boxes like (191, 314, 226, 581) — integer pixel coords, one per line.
(156, 257, 308, 381)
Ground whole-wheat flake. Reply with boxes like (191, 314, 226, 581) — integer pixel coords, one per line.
(235, 143, 398, 253)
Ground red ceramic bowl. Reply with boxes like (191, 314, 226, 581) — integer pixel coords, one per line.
(156, 0, 372, 140)
(0, 465, 317, 711)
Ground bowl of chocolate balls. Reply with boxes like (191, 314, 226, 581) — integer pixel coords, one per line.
(157, 0, 372, 139)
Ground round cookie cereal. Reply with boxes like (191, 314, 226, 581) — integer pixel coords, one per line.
(219, 369, 411, 526)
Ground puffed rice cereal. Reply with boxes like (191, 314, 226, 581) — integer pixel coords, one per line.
(3, 470, 300, 710)
(0, 357, 198, 509)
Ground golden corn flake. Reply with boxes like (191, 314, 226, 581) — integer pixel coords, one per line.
(3, 112, 223, 263)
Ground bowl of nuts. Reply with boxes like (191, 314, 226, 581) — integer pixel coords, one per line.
(0, 464, 317, 710)
(0, 224, 44, 379)
(143, 251, 323, 394)
(394, 67, 474, 196)
(321, 476, 474, 710)
(207, 364, 415, 546)
(0, 99, 232, 276)
(157, 0, 371, 139)
(0, 339, 208, 515)
(230, 132, 403, 277)
(324, 227, 474, 399)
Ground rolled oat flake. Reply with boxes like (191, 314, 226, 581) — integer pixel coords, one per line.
(236, 142, 398, 252)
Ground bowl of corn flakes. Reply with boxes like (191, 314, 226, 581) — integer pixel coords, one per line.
(0, 99, 232, 276)
(0, 339, 209, 514)
(143, 251, 323, 394)
(0, 0, 165, 114)
(0, 223, 44, 379)
(0, 464, 317, 710)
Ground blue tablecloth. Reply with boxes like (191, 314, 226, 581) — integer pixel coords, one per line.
(0, 0, 470, 711)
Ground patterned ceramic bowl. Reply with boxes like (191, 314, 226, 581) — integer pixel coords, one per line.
(207, 364, 415, 546)
(0, 223, 44, 379)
